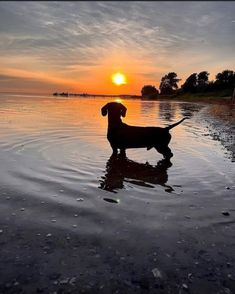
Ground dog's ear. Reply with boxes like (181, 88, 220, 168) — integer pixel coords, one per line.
(120, 104, 127, 117)
(101, 103, 108, 116)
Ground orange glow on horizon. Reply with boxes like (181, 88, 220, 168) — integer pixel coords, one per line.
(0, 48, 162, 95)
(4, 49, 224, 96)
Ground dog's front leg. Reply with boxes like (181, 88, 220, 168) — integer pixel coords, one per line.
(120, 148, 126, 157)
(111, 144, 118, 156)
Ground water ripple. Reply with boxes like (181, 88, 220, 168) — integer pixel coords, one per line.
(0, 95, 234, 235)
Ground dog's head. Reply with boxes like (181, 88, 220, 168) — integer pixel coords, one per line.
(101, 102, 127, 120)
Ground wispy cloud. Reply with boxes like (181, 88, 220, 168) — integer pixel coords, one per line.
(0, 1, 234, 94)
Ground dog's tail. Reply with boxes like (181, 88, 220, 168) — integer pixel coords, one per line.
(165, 117, 188, 131)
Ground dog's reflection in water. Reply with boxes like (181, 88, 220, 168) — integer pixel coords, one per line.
(99, 154, 173, 193)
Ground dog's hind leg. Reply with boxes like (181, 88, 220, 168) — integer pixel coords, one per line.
(163, 146, 173, 159)
(155, 145, 173, 159)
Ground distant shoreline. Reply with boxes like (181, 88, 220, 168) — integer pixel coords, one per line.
(52, 92, 142, 99)
(0, 91, 233, 105)
(52, 89, 234, 105)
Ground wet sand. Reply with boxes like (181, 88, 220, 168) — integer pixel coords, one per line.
(0, 95, 234, 293)
(0, 206, 234, 294)
(202, 103, 235, 162)
(0, 187, 234, 294)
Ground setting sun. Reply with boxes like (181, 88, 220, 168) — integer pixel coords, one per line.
(112, 72, 127, 86)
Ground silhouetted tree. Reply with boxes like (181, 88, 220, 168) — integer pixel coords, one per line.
(141, 85, 159, 97)
(142, 68, 235, 99)
(167, 72, 181, 89)
(159, 75, 172, 95)
(215, 70, 235, 89)
(205, 81, 216, 92)
(198, 71, 209, 87)
(159, 72, 180, 95)
(181, 73, 198, 92)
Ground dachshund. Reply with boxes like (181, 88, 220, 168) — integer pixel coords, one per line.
(101, 102, 187, 159)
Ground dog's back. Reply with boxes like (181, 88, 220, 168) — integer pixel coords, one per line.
(114, 123, 171, 149)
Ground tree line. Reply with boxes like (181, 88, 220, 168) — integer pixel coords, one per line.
(141, 69, 235, 97)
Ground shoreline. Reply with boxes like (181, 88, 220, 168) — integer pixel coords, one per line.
(144, 93, 234, 105)
(1, 91, 234, 105)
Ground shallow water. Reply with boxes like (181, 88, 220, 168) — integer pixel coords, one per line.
(0, 94, 234, 293)
(0, 95, 234, 198)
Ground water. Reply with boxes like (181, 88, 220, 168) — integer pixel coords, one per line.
(0, 94, 234, 293)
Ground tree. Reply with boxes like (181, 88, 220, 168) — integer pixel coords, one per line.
(213, 70, 235, 91)
(159, 72, 181, 95)
(141, 85, 159, 97)
(215, 70, 235, 86)
(159, 75, 172, 95)
(181, 73, 198, 92)
(198, 71, 209, 86)
(167, 72, 181, 90)
(205, 81, 216, 92)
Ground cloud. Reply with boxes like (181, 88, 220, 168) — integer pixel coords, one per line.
(0, 74, 67, 94)
(0, 1, 234, 94)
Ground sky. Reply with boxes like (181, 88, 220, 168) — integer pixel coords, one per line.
(0, 1, 235, 95)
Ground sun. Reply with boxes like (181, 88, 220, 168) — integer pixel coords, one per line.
(112, 72, 127, 86)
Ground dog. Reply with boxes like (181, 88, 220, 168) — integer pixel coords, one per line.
(101, 102, 188, 158)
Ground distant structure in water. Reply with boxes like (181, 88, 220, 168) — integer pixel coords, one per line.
(52, 92, 141, 99)
(53, 92, 85, 97)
